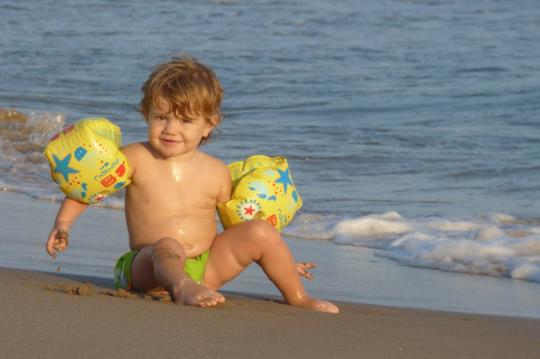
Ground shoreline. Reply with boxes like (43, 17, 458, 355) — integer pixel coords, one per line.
(2, 267, 540, 359)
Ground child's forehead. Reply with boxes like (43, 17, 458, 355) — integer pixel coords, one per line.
(151, 96, 173, 113)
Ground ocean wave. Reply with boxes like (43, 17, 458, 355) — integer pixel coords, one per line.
(0, 109, 65, 188)
(285, 211, 540, 284)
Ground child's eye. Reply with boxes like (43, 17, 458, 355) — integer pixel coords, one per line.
(182, 118, 194, 124)
(157, 115, 167, 121)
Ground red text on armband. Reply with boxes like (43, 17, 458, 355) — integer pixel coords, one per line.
(100, 175, 117, 187)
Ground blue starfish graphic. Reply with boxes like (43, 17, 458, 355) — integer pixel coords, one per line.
(53, 154, 79, 182)
(275, 168, 293, 194)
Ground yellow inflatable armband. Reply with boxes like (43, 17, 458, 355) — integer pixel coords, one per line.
(44, 117, 131, 204)
(217, 155, 302, 231)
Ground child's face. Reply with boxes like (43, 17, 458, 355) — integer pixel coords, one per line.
(147, 97, 215, 159)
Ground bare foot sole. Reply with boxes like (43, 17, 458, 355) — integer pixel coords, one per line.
(173, 280, 225, 307)
(296, 296, 340, 314)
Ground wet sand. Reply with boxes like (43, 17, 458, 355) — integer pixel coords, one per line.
(2, 267, 540, 359)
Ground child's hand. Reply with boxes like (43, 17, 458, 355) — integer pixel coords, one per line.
(296, 262, 316, 280)
(46, 226, 70, 258)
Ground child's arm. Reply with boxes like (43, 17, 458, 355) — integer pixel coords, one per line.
(45, 143, 137, 258)
(45, 197, 89, 258)
(216, 164, 233, 205)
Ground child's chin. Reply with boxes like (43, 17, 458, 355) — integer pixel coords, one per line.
(159, 148, 191, 159)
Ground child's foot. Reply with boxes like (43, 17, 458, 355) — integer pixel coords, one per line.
(172, 279, 225, 307)
(296, 295, 340, 314)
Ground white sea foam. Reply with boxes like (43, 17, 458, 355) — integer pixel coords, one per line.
(283, 213, 339, 240)
(333, 212, 414, 249)
(0, 111, 65, 193)
(285, 211, 540, 284)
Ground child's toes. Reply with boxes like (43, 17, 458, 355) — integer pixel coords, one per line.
(199, 292, 225, 307)
(211, 293, 225, 306)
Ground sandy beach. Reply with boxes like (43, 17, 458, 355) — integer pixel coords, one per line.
(1, 267, 540, 359)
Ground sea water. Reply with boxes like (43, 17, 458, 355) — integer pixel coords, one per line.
(1, 0, 540, 315)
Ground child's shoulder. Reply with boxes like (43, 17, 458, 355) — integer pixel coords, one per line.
(121, 141, 147, 154)
(195, 152, 231, 201)
(195, 152, 231, 187)
(121, 141, 147, 159)
(195, 151, 229, 175)
(120, 142, 151, 174)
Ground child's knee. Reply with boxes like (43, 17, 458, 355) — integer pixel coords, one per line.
(151, 237, 185, 262)
(246, 220, 281, 246)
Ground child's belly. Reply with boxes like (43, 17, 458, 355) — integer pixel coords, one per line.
(126, 210, 217, 257)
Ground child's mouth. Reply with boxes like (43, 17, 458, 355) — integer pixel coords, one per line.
(160, 138, 181, 145)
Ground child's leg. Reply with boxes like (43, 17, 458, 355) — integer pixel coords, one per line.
(130, 237, 225, 307)
(204, 220, 339, 313)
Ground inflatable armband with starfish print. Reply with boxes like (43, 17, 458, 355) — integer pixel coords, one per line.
(44, 118, 131, 204)
(217, 155, 302, 231)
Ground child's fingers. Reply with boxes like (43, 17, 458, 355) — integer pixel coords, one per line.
(53, 230, 69, 251)
(46, 239, 57, 258)
(53, 240, 67, 251)
(46, 229, 69, 257)
(299, 262, 317, 269)
(53, 239, 68, 251)
(296, 262, 317, 280)
(303, 262, 317, 269)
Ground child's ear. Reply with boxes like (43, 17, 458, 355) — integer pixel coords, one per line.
(209, 113, 221, 127)
(206, 114, 220, 129)
(203, 115, 219, 137)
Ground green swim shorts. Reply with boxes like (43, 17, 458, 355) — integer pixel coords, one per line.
(114, 249, 210, 290)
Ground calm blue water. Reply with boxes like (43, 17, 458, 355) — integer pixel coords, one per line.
(2, 0, 540, 288)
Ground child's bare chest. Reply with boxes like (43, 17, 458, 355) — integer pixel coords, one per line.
(130, 163, 217, 212)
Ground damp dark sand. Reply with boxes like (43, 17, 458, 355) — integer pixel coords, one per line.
(2, 267, 540, 359)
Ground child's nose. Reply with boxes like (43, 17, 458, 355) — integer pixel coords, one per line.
(164, 119, 182, 133)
